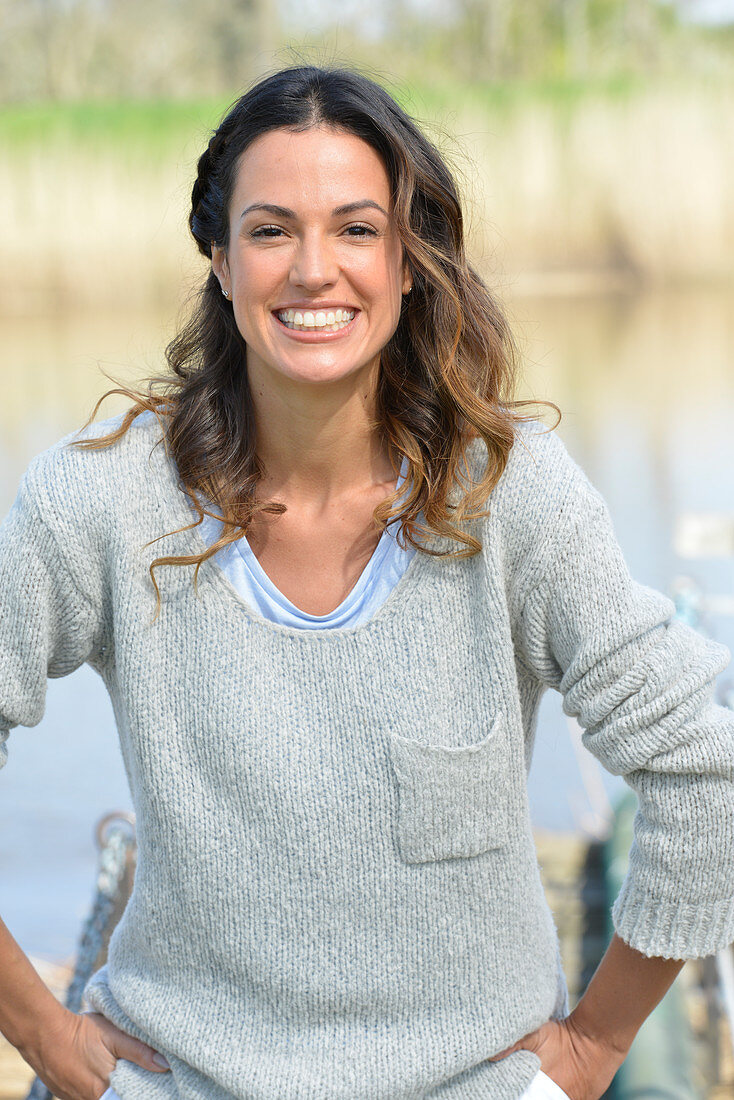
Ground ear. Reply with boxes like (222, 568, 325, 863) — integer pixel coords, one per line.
(211, 244, 230, 296)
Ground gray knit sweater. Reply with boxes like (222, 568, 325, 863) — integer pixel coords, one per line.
(1, 412, 733, 1100)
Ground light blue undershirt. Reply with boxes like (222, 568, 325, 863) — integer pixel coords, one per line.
(196, 456, 416, 629)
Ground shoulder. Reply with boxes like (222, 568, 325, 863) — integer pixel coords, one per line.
(23, 407, 165, 487)
(466, 417, 597, 514)
(18, 408, 167, 542)
(465, 417, 607, 584)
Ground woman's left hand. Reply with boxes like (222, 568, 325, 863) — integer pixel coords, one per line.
(488, 1013, 628, 1100)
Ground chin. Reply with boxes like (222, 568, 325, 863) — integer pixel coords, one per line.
(276, 357, 370, 385)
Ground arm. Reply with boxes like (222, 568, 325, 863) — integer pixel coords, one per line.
(495, 429, 734, 1097)
(516, 469, 734, 961)
(0, 913, 69, 1054)
(0, 462, 170, 1095)
(0, 457, 107, 758)
(570, 932, 685, 1057)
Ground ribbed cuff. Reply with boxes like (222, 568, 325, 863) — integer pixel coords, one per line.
(612, 875, 734, 959)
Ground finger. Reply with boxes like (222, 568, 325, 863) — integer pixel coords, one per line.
(488, 1028, 543, 1062)
(488, 1040, 523, 1062)
(110, 1031, 170, 1072)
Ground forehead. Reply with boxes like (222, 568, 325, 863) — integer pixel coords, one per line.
(231, 127, 392, 207)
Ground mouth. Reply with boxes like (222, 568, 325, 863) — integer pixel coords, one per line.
(273, 307, 357, 334)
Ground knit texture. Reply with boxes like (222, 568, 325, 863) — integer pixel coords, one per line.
(1, 413, 733, 1100)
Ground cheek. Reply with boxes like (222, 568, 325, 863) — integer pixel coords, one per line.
(360, 253, 404, 305)
(383, 260, 407, 304)
(233, 249, 281, 298)
(376, 266, 406, 319)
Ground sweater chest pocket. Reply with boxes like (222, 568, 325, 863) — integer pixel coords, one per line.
(386, 716, 510, 863)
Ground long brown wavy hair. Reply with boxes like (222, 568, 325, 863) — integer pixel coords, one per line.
(72, 64, 559, 617)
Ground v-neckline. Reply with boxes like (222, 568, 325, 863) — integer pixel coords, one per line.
(150, 431, 434, 638)
(232, 517, 397, 622)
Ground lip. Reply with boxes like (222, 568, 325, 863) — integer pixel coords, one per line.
(272, 302, 358, 311)
(271, 308, 360, 342)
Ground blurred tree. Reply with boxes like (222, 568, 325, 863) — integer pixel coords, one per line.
(0, 0, 731, 102)
(459, 0, 512, 80)
(438, 0, 699, 85)
(563, 0, 589, 77)
(0, 0, 277, 101)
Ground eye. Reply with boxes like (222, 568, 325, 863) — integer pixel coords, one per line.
(250, 225, 285, 238)
(345, 223, 378, 238)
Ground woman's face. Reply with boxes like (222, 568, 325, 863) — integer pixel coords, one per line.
(211, 126, 411, 391)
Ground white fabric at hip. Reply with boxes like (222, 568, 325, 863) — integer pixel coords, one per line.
(519, 1068, 573, 1099)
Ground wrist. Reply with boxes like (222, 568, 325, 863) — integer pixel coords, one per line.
(8, 997, 71, 1064)
(567, 1001, 636, 1059)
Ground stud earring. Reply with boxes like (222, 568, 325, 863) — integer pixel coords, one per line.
(222, 288, 230, 298)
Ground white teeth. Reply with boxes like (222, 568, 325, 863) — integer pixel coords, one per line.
(276, 307, 355, 332)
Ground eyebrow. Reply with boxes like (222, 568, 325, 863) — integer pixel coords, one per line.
(239, 200, 389, 221)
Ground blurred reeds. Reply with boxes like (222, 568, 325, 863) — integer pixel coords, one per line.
(2, 77, 734, 314)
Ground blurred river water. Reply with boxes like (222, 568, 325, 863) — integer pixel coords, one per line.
(1, 285, 734, 961)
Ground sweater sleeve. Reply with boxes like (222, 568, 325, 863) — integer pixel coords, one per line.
(0, 461, 107, 769)
(516, 468, 734, 960)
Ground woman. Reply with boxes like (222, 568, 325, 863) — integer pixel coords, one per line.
(0, 65, 733, 1100)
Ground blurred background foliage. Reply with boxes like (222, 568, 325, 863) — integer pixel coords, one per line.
(2, 0, 734, 313)
(1, 0, 733, 101)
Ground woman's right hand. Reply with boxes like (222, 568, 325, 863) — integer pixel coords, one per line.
(19, 1005, 171, 1100)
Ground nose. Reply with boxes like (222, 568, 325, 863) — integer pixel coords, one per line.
(289, 229, 339, 291)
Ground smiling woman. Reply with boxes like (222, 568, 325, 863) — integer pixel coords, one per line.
(1, 64, 734, 1100)
(64, 63, 538, 621)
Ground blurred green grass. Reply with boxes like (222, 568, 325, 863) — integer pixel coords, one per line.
(0, 97, 231, 155)
(0, 74, 673, 152)
(2, 74, 734, 311)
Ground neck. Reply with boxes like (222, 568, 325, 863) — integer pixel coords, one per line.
(248, 359, 397, 507)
